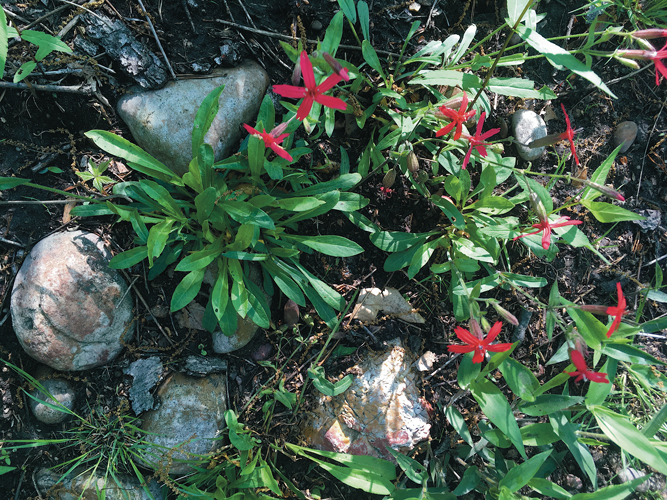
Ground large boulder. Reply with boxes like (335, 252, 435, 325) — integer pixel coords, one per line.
(117, 61, 270, 176)
(11, 231, 134, 371)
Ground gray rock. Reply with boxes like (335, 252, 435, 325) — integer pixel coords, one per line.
(512, 109, 547, 161)
(613, 121, 638, 153)
(617, 468, 650, 493)
(301, 338, 431, 462)
(182, 355, 228, 376)
(11, 231, 134, 371)
(124, 357, 163, 414)
(633, 209, 661, 232)
(117, 62, 269, 177)
(140, 372, 228, 475)
(210, 264, 272, 353)
(29, 377, 76, 424)
(35, 467, 165, 500)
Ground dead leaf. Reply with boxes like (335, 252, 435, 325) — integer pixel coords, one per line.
(543, 106, 558, 122)
(416, 351, 436, 371)
(350, 288, 425, 324)
(62, 199, 77, 224)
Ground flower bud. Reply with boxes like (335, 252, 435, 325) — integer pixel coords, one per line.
(491, 302, 519, 326)
(614, 56, 641, 70)
(567, 329, 588, 357)
(581, 179, 625, 201)
(529, 192, 548, 223)
(383, 168, 396, 188)
(322, 52, 350, 82)
(480, 317, 491, 333)
(469, 319, 484, 340)
(407, 151, 419, 173)
(292, 58, 302, 86)
(417, 170, 429, 183)
(632, 28, 667, 39)
(526, 133, 563, 149)
(578, 304, 610, 315)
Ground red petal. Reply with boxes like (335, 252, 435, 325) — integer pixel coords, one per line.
(476, 112, 486, 135)
(300, 51, 316, 90)
(435, 122, 455, 137)
(569, 350, 589, 372)
(269, 143, 293, 161)
(454, 326, 479, 345)
(317, 73, 343, 93)
(541, 227, 551, 249)
(472, 349, 485, 364)
(273, 84, 307, 99)
(296, 96, 314, 120)
(588, 372, 610, 384)
(480, 128, 501, 141)
(485, 321, 503, 342)
(315, 94, 347, 111)
(461, 146, 473, 170)
(448, 344, 475, 354)
(561, 104, 572, 130)
(486, 343, 513, 353)
(243, 123, 258, 135)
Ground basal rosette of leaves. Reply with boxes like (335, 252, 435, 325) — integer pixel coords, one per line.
(70, 84, 366, 333)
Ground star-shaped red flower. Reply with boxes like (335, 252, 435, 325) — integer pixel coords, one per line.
(565, 349, 609, 384)
(448, 321, 513, 364)
(558, 104, 580, 165)
(616, 42, 667, 86)
(435, 92, 477, 140)
(605, 282, 627, 338)
(273, 51, 347, 121)
(460, 111, 500, 169)
(513, 215, 583, 250)
(243, 123, 293, 161)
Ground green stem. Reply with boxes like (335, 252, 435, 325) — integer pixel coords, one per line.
(347, 18, 363, 48)
(23, 182, 102, 204)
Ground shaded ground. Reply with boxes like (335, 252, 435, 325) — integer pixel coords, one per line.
(1, 0, 667, 498)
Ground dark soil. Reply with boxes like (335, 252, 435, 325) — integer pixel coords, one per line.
(1, 0, 666, 499)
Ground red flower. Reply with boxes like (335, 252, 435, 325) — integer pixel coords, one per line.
(435, 91, 477, 140)
(565, 349, 609, 384)
(605, 282, 627, 338)
(273, 51, 347, 121)
(558, 105, 580, 165)
(617, 42, 667, 86)
(322, 52, 350, 82)
(460, 112, 500, 169)
(513, 215, 583, 250)
(243, 123, 293, 161)
(378, 186, 394, 200)
(448, 321, 513, 364)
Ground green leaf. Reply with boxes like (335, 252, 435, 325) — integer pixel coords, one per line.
(231, 279, 250, 318)
(139, 180, 186, 221)
(370, 231, 432, 252)
(276, 197, 325, 212)
(507, 0, 533, 26)
(586, 357, 617, 406)
(499, 450, 552, 493)
(337, 0, 356, 23)
(308, 366, 353, 396)
(591, 405, 667, 475)
(568, 476, 650, 500)
(176, 239, 224, 272)
(320, 11, 344, 55)
(488, 77, 557, 99)
(171, 269, 206, 312)
(518, 395, 584, 417)
(414, 69, 483, 89)
(108, 246, 148, 269)
(0, 177, 31, 189)
(385, 448, 427, 484)
(146, 219, 175, 267)
(211, 262, 229, 321)
(470, 378, 526, 459)
(516, 26, 615, 98)
(471, 196, 515, 215)
(520, 423, 560, 447)
(450, 24, 476, 66)
(566, 306, 607, 350)
(452, 466, 480, 496)
(601, 343, 666, 366)
(643, 403, 667, 438)
(248, 133, 265, 177)
(431, 196, 465, 229)
(580, 199, 645, 223)
(550, 412, 597, 489)
(195, 186, 218, 223)
(220, 201, 275, 229)
(456, 352, 481, 390)
(362, 40, 386, 80)
(581, 145, 623, 201)
(20, 30, 72, 61)
(0, 7, 7, 79)
(13, 61, 35, 82)
(445, 405, 473, 446)
(296, 173, 361, 195)
(499, 358, 540, 402)
(284, 235, 363, 257)
(86, 131, 180, 184)
(192, 85, 225, 152)
(358, 1, 370, 40)
(528, 478, 572, 500)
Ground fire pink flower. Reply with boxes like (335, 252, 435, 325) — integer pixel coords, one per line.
(460, 111, 500, 169)
(565, 350, 609, 384)
(448, 320, 512, 364)
(579, 282, 627, 338)
(273, 51, 347, 121)
(617, 41, 667, 86)
(559, 105, 580, 165)
(513, 215, 583, 250)
(322, 52, 350, 82)
(243, 123, 293, 161)
(435, 92, 477, 140)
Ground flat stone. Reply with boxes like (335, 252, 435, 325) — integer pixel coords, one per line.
(11, 231, 134, 371)
(117, 62, 269, 176)
(124, 357, 163, 414)
(350, 288, 425, 324)
(140, 372, 228, 475)
(617, 468, 651, 493)
(29, 377, 76, 424)
(302, 338, 431, 462)
(35, 467, 165, 500)
(633, 209, 661, 232)
(613, 121, 638, 153)
(512, 109, 547, 161)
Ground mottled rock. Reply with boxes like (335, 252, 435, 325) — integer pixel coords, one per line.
(563, 473, 583, 491)
(613, 121, 638, 153)
(350, 288, 425, 324)
(617, 468, 651, 492)
(29, 377, 76, 424)
(117, 62, 269, 176)
(140, 372, 228, 475)
(181, 355, 227, 376)
(512, 109, 547, 161)
(302, 339, 431, 462)
(633, 209, 661, 232)
(11, 231, 134, 371)
(35, 467, 165, 500)
(124, 357, 163, 414)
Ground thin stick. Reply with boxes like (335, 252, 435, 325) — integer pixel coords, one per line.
(0, 80, 93, 94)
(636, 102, 664, 200)
(136, 0, 177, 80)
(0, 236, 24, 247)
(0, 195, 122, 205)
(3, 7, 30, 24)
(55, 0, 106, 23)
(236, 0, 257, 29)
(215, 19, 401, 58)
(182, 0, 197, 33)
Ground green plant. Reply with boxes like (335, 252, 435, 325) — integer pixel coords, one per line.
(0, 7, 73, 82)
(76, 158, 115, 193)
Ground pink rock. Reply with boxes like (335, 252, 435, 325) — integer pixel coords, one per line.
(11, 231, 133, 371)
(302, 339, 431, 462)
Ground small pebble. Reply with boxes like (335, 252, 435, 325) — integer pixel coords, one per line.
(284, 300, 300, 327)
(512, 109, 547, 161)
(311, 20, 323, 31)
(613, 121, 638, 153)
(30, 378, 76, 424)
(251, 343, 273, 362)
(617, 468, 649, 493)
(564, 474, 583, 491)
